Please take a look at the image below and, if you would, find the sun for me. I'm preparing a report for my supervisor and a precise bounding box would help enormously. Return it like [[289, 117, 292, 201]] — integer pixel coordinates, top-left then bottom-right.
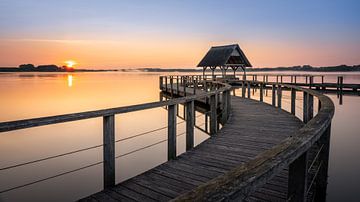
[[65, 60, 77, 68]]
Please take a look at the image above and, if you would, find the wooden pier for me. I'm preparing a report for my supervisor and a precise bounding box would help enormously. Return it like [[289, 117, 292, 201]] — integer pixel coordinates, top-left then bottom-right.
[[0, 74, 335, 201]]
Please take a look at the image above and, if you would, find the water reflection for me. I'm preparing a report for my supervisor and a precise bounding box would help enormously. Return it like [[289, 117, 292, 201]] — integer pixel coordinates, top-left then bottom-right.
[[67, 75, 73, 87]]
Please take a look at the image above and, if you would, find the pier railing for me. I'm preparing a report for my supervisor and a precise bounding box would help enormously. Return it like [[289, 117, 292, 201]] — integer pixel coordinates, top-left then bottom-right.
[[0, 78, 232, 194], [160, 75, 334, 201]]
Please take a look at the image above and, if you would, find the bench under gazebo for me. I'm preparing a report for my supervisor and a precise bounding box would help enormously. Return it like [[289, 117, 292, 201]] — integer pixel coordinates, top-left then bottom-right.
[[197, 44, 252, 80]]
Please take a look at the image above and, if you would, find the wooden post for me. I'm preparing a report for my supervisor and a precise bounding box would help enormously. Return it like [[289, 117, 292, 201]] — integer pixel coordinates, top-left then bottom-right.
[[315, 124, 331, 202], [165, 76, 168, 92], [306, 76, 308, 84], [280, 75, 283, 83], [242, 81, 246, 98], [247, 82, 251, 98], [222, 91, 229, 124], [277, 84, 282, 108], [321, 76, 324, 85], [287, 152, 309, 202], [295, 76, 297, 84], [186, 101, 194, 151], [210, 94, 217, 136], [170, 76, 174, 97], [303, 92, 308, 123], [193, 78, 197, 94], [103, 115, 115, 188], [339, 76, 343, 105], [291, 76, 293, 83], [291, 88, 296, 115], [260, 84, 264, 102], [272, 84, 276, 106], [276, 75, 279, 83], [183, 77, 187, 96], [176, 76, 179, 94], [168, 104, 177, 160], [159, 76, 163, 90], [308, 94, 313, 120]]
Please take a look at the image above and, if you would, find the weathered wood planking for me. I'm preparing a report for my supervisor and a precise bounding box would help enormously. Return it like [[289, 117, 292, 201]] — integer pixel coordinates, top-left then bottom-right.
[[79, 97, 303, 202]]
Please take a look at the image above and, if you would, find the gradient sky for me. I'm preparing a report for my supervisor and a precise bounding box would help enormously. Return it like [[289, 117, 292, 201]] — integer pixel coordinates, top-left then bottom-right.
[[0, 0, 359, 68]]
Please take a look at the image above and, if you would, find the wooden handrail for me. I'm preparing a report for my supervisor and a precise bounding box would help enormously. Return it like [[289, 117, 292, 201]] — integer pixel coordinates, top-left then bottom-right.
[[172, 81, 334, 201]]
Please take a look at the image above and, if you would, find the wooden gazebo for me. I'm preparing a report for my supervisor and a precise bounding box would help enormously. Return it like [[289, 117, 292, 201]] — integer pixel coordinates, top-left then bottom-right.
[[197, 44, 252, 79]]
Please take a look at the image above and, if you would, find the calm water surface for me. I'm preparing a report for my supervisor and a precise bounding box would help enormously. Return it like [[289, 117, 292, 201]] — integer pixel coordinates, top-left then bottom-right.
[[0, 72, 359, 202]]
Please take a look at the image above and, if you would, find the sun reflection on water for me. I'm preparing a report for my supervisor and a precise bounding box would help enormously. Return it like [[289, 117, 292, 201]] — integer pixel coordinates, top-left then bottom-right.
[[67, 75, 73, 87]]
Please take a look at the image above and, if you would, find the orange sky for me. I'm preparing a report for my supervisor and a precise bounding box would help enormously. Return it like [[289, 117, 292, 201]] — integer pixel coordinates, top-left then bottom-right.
[[1, 37, 359, 69]]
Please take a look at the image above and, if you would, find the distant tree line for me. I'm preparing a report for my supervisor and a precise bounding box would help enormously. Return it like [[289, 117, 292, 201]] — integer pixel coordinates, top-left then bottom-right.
[[18, 64, 70, 72]]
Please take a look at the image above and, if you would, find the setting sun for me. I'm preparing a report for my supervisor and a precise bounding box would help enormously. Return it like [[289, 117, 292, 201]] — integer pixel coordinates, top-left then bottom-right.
[[65, 60, 77, 68]]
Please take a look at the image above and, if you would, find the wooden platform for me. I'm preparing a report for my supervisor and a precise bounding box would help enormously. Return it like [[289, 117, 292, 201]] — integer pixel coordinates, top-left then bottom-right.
[[79, 96, 304, 202]]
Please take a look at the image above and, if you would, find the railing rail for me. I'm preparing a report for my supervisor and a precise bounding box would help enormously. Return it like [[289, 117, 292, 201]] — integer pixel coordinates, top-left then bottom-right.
[[170, 78, 334, 202], [0, 75, 232, 193]]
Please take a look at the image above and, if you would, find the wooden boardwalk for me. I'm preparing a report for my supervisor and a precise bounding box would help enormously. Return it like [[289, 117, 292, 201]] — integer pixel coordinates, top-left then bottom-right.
[[80, 97, 303, 202]]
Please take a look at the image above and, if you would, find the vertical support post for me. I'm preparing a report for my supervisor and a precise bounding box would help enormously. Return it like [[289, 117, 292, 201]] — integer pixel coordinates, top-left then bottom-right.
[[281, 75, 283, 83], [103, 115, 115, 188], [159, 76, 163, 90], [303, 92, 308, 123], [193, 78, 197, 94], [276, 75, 279, 83], [295, 76, 297, 84], [170, 76, 174, 97], [308, 94, 313, 120], [339, 76, 343, 105], [260, 84, 264, 102], [176, 76, 179, 94], [186, 101, 194, 151], [210, 94, 217, 136], [247, 82, 251, 98], [306, 76, 308, 84], [272, 84, 276, 106], [291, 88, 296, 115], [321, 76, 324, 85], [242, 81, 246, 98], [168, 104, 177, 160], [315, 124, 331, 202], [291, 76, 293, 83], [183, 77, 187, 96], [287, 152, 309, 202], [222, 91, 229, 124], [165, 76, 168, 92], [277, 84, 282, 108]]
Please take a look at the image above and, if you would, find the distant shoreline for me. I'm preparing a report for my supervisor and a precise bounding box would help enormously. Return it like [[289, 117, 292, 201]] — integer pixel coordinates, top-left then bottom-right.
[[1, 64, 359, 73]]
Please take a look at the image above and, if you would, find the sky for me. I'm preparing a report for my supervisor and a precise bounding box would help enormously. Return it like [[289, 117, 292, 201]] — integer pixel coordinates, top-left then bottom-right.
[[0, 0, 359, 69]]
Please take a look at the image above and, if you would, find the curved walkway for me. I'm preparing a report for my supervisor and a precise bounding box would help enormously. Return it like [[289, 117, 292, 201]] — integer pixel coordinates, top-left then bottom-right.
[[80, 97, 303, 202]]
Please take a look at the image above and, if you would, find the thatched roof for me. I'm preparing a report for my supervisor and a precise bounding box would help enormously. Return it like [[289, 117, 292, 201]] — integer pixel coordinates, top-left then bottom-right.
[[197, 44, 252, 67]]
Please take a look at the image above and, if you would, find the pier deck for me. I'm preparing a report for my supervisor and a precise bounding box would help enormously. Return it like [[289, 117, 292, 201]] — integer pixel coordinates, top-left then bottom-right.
[[80, 96, 303, 201]]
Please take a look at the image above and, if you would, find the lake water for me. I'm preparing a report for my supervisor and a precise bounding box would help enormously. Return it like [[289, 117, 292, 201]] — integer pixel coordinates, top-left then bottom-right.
[[0, 71, 359, 202]]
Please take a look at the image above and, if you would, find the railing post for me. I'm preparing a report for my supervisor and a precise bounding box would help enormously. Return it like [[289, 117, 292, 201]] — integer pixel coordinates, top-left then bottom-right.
[[168, 104, 177, 160], [222, 91, 229, 124], [272, 84, 276, 106], [291, 88, 296, 115], [193, 78, 197, 94], [159, 76, 163, 90], [103, 115, 115, 188], [315, 124, 331, 202], [247, 82, 251, 98], [183, 77, 187, 96], [165, 76, 168, 92], [288, 151, 309, 202], [242, 81, 246, 98], [210, 94, 217, 136], [176, 76, 179, 93], [308, 94, 313, 120], [303, 92, 308, 123], [277, 84, 282, 108], [260, 83, 264, 102], [170, 76, 174, 97], [186, 101, 194, 151]]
